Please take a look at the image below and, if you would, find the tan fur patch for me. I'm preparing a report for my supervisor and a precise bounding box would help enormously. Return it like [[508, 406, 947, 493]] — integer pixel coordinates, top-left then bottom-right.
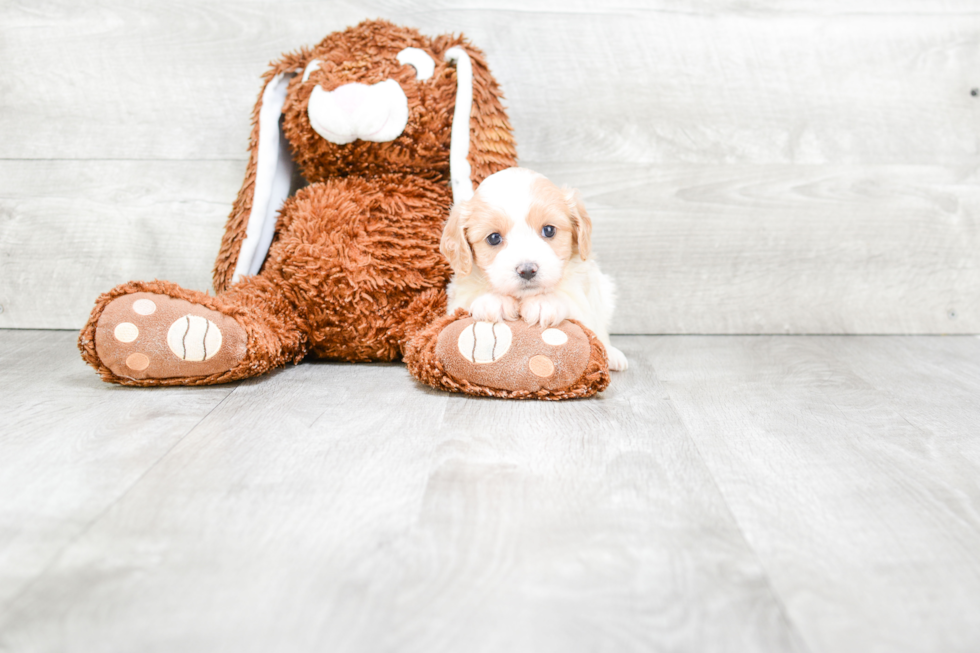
[[464, 195, 515, 270], [528, 176, 575, 263]]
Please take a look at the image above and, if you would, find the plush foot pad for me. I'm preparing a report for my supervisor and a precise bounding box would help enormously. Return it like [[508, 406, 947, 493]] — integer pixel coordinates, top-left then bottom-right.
[[93, 292, 247, 381], [405, 310, 610, 400]]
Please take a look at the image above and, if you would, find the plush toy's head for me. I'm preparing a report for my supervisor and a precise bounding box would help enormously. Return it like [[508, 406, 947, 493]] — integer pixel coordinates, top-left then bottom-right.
[[284, 24, 476, 182], [216, 19, 517, 290]]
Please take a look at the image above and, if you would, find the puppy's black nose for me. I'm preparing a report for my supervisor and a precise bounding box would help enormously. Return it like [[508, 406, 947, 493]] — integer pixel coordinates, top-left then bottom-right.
[[517, 262, 538, 280]]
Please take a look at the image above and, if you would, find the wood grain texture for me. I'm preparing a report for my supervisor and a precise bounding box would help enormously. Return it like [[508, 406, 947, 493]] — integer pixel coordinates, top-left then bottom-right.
[[536, 162, 980, 334], [0, 331, 805, 653], [820, 335, 980, 461], [4, 330, 980, 651], [1, 0, 978, 333], [1, 0, 977, 163], [2, 160, 976, 334], [0, 330, 235, 612], [0, 160, 239, 329], [649, 335, 980, 653]]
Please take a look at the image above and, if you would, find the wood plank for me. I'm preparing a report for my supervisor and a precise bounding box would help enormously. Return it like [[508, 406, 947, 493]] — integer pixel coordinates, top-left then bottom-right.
[[0, 160, 240, 329], [1, 1, 977, 164], [0, 339, 805, 653], [3, 160, 977, 334], [381, 0, 980, 11], [535, 162, 980, 334], [650, 335, 980, 653], [806, 335, 980, 462], [0, 330, 236, 611]]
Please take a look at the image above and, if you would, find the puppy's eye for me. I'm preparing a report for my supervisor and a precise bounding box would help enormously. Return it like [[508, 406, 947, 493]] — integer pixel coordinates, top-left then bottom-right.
[[486, 233, 502, 246], [541, 225, 557, 238]]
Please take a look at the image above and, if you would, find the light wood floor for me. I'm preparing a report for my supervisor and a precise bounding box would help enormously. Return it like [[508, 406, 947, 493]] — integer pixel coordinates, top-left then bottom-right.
[[1, 329, 979, 652]]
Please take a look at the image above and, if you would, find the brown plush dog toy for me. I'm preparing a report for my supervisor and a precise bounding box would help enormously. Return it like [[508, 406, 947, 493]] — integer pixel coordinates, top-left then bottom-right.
[[78, 20, 610, 399]]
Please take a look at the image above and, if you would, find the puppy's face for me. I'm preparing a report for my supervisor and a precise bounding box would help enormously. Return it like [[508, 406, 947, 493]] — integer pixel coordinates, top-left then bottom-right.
[[441, 168, 593, 296]]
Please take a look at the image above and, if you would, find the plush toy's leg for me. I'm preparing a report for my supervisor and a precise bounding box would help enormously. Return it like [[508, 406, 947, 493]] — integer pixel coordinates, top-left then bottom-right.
[[78, 278, 307, 386], [404, 309, 611, 400]]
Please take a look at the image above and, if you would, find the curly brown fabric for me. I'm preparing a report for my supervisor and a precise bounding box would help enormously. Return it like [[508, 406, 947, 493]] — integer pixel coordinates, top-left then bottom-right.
[[213, 21, 516, 293]]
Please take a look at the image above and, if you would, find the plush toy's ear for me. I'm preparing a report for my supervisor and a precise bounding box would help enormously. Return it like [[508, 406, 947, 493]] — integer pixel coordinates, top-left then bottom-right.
[[434, 37, 518, 192], [440, 201, 474, 276], [213, 50, 309, 293], [565, 188, 593, 261], [444, 47, 475, 205]]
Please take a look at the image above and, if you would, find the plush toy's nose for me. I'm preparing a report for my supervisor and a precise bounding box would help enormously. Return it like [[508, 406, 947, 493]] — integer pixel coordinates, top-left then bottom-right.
[[331, 83, 369, 115]]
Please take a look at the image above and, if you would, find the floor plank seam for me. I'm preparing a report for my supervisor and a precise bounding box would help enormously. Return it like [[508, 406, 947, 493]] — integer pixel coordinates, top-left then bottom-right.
[[656, 376, 817, 653], [0, 382, 242, 620]]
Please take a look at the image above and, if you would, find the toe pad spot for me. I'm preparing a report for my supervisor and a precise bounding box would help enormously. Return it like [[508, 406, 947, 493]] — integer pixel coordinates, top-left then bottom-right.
[[114, 322, 139, 343], [528, 355, 555, 378], [132, 299, 157, 315], [541, 328, 568, 346], [126, 353, 150, 371]]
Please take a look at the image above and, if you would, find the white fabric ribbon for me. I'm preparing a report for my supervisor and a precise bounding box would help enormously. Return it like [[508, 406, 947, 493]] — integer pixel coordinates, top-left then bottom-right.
[[445, 47, 474, 204]]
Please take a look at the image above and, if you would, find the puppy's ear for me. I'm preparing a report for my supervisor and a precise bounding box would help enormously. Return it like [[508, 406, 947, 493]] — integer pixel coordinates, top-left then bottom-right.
[[441, 201, 474, 275], [565, 188, 593, 260]]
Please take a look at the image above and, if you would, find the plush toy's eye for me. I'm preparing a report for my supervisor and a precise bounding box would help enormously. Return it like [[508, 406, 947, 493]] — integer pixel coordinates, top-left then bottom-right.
[[541, 225, 557, 238], [486, 233, 502, 246], [396, 47, 435, 81], [302, 59, 321, 83]]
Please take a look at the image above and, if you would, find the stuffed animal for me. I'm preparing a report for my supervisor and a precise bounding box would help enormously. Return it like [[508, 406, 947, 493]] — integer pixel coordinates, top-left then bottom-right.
[[77, 20, 611, 399]]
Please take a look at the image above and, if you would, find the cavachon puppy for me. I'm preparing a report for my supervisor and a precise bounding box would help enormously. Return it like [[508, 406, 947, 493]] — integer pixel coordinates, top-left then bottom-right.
[[441, 167, 628, 371]]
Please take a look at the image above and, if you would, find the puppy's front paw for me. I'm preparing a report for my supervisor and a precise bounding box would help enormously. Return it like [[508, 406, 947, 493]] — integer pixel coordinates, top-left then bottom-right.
[[606, 345, 629, 371], [469, 293, 519, 323], [520, 295, 569, 328]]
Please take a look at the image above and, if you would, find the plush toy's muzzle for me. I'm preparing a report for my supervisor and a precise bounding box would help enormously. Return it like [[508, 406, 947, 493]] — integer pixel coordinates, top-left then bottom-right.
[[308, 80, 410, 145]]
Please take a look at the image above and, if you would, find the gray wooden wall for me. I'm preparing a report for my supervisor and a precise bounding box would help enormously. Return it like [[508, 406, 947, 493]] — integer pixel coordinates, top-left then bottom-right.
[[1, 0, 978, 333]]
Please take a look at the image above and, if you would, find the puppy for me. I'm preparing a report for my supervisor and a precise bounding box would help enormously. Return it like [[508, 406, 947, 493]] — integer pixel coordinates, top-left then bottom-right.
[[441, 167, 628, 371]]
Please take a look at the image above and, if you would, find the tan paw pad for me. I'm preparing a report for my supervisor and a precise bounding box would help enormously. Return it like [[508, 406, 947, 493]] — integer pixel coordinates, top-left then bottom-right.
[[94, 292, 246, 381], [437, 318, 592, 393]]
